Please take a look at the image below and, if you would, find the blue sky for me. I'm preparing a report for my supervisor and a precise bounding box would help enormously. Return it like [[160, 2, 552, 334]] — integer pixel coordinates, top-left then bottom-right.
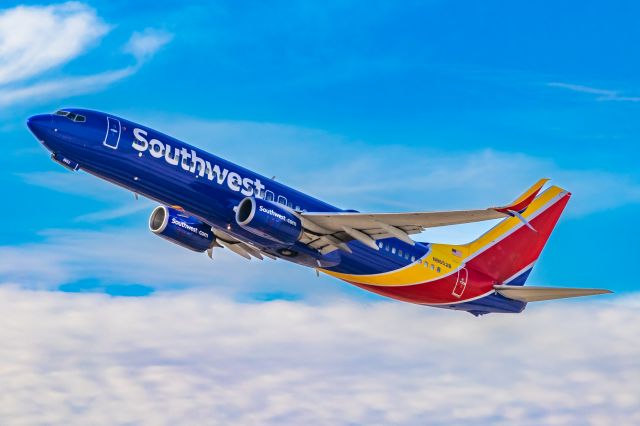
[[2, 0, 639, 295], [1, 1, 639, 424]]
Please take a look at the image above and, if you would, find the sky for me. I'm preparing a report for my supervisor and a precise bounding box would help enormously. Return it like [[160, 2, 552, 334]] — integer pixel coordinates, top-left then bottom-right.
[[1, 1, 639, 424]]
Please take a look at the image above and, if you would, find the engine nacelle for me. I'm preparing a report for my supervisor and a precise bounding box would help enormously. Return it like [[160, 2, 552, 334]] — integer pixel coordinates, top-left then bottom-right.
[[149, 206, 214, 252], [235, 197, 302, 245]]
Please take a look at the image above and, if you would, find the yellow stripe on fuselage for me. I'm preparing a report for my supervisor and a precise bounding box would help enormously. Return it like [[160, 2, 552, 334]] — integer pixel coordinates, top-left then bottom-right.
[[320, 186, 567, 287]]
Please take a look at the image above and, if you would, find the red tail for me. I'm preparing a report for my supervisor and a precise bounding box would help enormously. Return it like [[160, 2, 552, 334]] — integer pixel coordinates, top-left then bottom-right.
[[464, 185, 571, 284]]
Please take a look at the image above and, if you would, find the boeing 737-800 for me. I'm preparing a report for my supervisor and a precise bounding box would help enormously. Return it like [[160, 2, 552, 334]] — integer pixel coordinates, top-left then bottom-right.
[[26, 109, 611, 315]]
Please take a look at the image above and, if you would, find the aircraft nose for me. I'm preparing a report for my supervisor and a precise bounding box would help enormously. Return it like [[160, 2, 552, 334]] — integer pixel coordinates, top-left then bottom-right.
[[26, 114, 53, 141]]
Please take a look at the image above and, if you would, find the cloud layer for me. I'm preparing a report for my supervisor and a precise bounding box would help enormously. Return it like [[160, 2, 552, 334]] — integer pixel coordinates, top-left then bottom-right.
[[0, 287, 635, 425], [548, 82, 640, 102], [0, 67, 136, 108], [0, 2, 172, 110], [0, 2, 109, 86], [124, 28, 173, 62], [0, 225, 346, 300]]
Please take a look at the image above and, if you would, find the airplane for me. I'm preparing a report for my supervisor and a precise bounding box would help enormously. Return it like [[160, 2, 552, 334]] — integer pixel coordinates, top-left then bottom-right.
[[26, 108, 612, 316]]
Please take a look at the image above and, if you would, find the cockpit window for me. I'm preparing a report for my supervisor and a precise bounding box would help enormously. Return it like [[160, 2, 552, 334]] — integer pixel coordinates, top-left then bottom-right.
[[54, 110, 86, 123]]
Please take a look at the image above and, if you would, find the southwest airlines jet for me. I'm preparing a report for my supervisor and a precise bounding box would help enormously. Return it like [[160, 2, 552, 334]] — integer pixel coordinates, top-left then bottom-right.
[[27, 109, 611, 316]]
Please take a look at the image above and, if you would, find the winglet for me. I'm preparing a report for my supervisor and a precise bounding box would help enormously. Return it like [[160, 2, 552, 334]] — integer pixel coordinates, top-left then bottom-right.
[[492, 178, 550, 215]]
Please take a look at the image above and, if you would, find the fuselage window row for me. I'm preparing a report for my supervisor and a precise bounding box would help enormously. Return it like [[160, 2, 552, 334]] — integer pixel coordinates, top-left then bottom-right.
[[378, 241, 420, 264]]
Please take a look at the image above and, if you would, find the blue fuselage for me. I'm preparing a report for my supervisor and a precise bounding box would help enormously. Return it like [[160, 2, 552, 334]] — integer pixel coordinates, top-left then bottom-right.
[[27, 109, 427, 275]]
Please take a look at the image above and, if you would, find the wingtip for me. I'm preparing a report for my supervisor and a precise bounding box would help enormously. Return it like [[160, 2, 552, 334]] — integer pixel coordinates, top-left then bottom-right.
[[527, 178, 551, 192], [527, 178, 551, 196], [587, 288, 614, 295], [492, 178, 551, 215]]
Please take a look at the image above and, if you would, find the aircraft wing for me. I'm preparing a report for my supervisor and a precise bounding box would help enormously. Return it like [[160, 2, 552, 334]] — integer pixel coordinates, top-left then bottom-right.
[[298, 179, 549, 253]]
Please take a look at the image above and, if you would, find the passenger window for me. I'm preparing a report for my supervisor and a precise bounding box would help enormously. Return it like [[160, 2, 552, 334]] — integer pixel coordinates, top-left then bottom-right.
[[391, 247, 396, 254], [378, 241, 384, 248], [385, 244, 389, 251], [411, 256, 416, 262], [398, 250, 403, 257], [424, 262, 429, 268], [430, 264, 434, 270], [437, 267, 441, 273], [404, 253, 409, 260], [265, 191, 275, 201]]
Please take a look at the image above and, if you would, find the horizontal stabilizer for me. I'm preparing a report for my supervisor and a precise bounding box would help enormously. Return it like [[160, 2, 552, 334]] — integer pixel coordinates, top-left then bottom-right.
[[494, 285, 612, 302]]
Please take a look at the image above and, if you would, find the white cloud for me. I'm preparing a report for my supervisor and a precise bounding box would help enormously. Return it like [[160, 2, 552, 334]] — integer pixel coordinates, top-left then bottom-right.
[[0, 2, 109, 86], [20, 168, 137, 202], [0, 67, 136, 107], [124, 28, 173, 62], [0, 226, 342, 300], [74, 202, 152, 223], [548, 82, 640, 102], [0, 287, 634, 425], [0, 3, 173, 110]]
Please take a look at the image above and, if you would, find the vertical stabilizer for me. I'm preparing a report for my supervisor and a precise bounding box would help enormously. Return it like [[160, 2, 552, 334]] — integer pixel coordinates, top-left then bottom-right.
[[463, 185, 570, 285]]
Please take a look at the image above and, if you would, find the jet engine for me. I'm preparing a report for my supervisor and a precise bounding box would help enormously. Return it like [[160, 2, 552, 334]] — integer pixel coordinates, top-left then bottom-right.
[[235, 197, 302, 245], [149, 206, 215, 252]]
